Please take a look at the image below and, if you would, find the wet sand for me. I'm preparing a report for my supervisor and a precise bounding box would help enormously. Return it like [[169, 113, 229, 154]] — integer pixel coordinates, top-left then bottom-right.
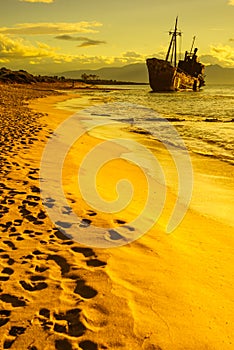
[[0, 84, 233, 350]]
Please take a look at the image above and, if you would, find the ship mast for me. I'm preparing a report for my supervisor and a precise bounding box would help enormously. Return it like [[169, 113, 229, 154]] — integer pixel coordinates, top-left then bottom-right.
[[165, 16, 181, 67], [189, 36, 196, 55]]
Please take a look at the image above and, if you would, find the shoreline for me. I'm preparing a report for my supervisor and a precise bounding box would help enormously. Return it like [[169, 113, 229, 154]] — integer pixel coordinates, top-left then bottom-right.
[[0, 84, 233, 349], [54, 92, 234, 229]]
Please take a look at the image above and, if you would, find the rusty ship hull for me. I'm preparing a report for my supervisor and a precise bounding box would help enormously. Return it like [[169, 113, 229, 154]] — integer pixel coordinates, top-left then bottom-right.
[[146, 58, 203, 92]]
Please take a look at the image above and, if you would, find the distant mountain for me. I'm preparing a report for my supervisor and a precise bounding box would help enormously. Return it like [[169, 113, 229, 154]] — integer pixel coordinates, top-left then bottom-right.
[[204, 65, 234, 84], [2, 63, 233, 85], [59, 63, 148, 83], [59, 63, 234, 85]]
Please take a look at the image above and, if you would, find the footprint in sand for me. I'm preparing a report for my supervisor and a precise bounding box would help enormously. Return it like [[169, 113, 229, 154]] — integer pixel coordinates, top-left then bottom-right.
[[0, 222, 12, 233], [43, 197, 55, 209], [46, 254, 70, 276], [37, 210, 46, 220], [61, 206, 72, 215], [22, 199, 38, 208], [35, 265, 48, 273], [20, 249, 45, 266], [3, 326, 26, 349], [26, 194, 40, 202], [79, 340, 99, 350], [86, 259, 107, 268], [2, 267, 14, 275], [73, 278, 98, 299], [0, 293, 27, 307], [0, 267, 14, 282], [71, 246, 96, 258], [71, 246, 106, 268], [3, 240, 17, 251], [46, 253, 98, 299], [0, 276, 9, 282], [55, 339, 72, 350], [19, 275, 48, 292], [70, 246, 105, 269], [28, 168, 39, 180], [30, 185, 40, 193], [114, 219, 126, 225], [51, 228, 74, 245], [9, 231, 23, 240], [0, 310, 11, 327], [13, 219, 23, 226], [53, 229, 71, 241], [38, 308, 86, 338], [0, 254, 15, 266], [3, 338, 15, 349], [9, 189, 27, 196], [114, 219, 135, 232], [87, 210, 97, 217], [106, 229, 125, 241], [55, 221, 72, 229], [0, 205, 9, 218], [19, 204, 44, 225], [79, 218, 92, 228], [54, 309, 86, 337], [23, 229, 34, 236], [106, 225, 136, 242]]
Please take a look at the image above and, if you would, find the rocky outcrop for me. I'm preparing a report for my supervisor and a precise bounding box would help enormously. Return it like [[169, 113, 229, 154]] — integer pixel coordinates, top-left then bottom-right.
[[0, 67, 65, 84], [0, 67, 38, 84]]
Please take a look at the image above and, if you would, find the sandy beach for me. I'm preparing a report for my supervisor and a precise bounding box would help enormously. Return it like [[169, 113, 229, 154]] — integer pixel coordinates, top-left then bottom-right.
[[0, 83, 233, 350]]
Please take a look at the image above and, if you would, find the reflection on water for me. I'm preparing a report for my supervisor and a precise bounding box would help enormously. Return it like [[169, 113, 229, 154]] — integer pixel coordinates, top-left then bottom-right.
[[57, 84, 234, 165]]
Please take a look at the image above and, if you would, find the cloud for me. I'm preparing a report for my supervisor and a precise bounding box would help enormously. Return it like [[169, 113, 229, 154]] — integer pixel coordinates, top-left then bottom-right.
[[100, 51, 146, 65], [199, 54, 223, 66], [55, 35, 106, 47], [122, 51, 143, 58], [0, 34, 146, 68], [227, 0, 234, 5], [71, 53, 145, 66], [0, 22, 102, 35], [55, 35, 83, 41], [20, 0, 54, 3], [78, 39, 106, 48], [200, 44, 234, 67], [0, 34, 72, 62]]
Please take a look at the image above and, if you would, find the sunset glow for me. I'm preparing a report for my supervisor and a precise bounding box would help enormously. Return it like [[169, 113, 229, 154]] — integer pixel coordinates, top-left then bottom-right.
[[1, 1, 233, 73]]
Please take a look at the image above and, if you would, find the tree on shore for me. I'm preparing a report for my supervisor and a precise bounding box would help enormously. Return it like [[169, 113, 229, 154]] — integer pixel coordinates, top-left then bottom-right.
[[81, 73, 99, 82]]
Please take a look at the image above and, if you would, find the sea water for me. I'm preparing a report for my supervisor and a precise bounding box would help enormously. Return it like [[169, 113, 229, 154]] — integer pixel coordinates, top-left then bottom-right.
[[57, 84, 234, 165]]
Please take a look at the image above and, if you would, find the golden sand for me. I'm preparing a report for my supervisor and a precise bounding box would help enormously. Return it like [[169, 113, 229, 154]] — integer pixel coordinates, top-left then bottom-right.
[[0, 84, 233, 349]]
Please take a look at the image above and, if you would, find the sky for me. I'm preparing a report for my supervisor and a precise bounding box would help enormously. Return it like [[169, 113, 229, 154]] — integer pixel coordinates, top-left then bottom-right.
[[0, 0, 233, 74]]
